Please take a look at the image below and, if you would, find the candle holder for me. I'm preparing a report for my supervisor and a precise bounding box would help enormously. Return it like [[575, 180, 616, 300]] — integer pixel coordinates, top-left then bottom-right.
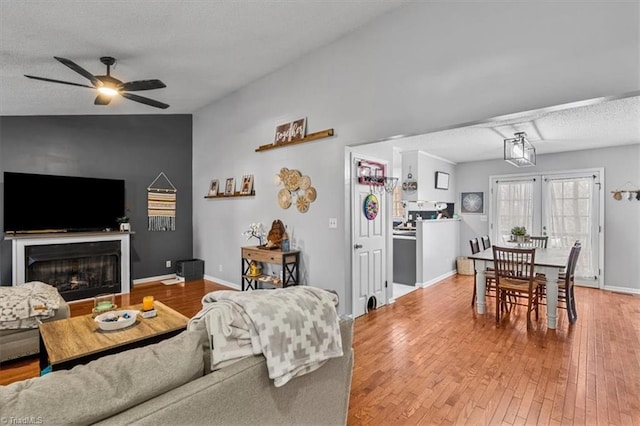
[[92, 293, 117, 318], [142, 296, 155, 311], [141, 296, 157, 318]]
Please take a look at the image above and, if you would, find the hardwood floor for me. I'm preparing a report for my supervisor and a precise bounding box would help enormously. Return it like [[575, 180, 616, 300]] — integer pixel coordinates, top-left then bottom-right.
[[1, 275, 639, 425]]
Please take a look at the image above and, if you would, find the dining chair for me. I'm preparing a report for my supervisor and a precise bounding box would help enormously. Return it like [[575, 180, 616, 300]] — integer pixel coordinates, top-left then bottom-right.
[[538, 241, 582, 324], [481, 235, 491, 251], [492, 246, 542, 330], [469, 237, 481, 255], [527, 236, 548, 248], [469, 238, 496, 307]]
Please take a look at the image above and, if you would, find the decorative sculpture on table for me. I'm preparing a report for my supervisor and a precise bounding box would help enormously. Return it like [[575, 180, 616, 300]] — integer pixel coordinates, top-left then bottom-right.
[[264, 219, 287, 249]]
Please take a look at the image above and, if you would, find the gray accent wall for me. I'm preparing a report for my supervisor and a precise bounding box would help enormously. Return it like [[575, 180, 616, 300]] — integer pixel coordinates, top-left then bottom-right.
[[191, 2, 639, 314], [0, 114, 193, 285]]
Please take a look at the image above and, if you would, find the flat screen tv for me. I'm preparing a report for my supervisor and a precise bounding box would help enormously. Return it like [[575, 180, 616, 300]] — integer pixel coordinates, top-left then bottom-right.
[[3, 172, 125, 233]]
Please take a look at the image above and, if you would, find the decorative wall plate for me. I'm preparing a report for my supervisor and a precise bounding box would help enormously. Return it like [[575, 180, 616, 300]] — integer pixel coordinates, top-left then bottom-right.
[[284, 169, 301, 191], [278, 188, 292, 209], [296, 195, 310, 213], [305, 187, 317, 202], [275, 167, 317, 213], [299, 175, 311, 190]]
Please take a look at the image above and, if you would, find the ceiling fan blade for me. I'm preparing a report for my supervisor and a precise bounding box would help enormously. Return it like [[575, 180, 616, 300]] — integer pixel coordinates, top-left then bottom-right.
[[121, 92, 169, 109], [54, 56, 102, 87], [119, 79, 166, 92], [24, 75, 95, 89], [94, 94, 112, 105]]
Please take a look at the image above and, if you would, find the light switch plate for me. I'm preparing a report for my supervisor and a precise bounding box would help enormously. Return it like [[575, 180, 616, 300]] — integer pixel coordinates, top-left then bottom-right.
[[329, 218, 338, 229]]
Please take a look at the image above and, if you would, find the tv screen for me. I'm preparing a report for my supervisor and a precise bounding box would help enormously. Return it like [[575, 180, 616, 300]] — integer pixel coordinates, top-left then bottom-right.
[[3, 172, 125, 233]]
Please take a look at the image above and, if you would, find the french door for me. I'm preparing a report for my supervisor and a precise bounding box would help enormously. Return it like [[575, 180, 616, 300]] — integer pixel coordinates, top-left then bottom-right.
[[490, 169, 603, 287]]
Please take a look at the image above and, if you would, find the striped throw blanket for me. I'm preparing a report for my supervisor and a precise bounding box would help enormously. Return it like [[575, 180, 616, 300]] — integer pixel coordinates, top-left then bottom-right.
[[188, 286, 343, 387]]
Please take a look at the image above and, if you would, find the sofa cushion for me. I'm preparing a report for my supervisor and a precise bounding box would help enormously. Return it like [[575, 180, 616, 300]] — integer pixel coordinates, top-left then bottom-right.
[[0, 329, 204, 425]]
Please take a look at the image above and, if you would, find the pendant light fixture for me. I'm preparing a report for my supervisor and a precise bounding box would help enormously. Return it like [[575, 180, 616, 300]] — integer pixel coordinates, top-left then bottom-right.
[[504, 131, 536, 167]]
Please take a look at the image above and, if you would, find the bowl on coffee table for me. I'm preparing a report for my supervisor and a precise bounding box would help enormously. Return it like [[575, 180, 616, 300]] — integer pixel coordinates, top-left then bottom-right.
[[94, 309, 139, 331]]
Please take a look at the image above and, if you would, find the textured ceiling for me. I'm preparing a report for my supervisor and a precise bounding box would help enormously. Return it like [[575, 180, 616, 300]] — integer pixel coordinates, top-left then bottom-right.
[[0, 1, 407, 115], [2, 2, 637, 163], [357, 94, 640, 163]]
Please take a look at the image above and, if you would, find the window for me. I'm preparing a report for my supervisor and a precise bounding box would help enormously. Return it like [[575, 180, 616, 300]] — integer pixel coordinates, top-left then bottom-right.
[[490, 170, 602, 285], [392, 185, 404, 219]]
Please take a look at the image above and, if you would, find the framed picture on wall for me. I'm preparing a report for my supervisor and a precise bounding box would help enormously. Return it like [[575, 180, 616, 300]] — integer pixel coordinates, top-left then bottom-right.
[[208, 179, 219, 196], [224, 178, 235, 195], [240, 174, 254, 195], [435, 171, 449, 190], [461, 192, 484, 214]]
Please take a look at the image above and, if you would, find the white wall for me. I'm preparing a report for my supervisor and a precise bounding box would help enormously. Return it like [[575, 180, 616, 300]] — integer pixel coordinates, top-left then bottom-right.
[[192, 2, 640, 314], [457, 144, 640, 293]]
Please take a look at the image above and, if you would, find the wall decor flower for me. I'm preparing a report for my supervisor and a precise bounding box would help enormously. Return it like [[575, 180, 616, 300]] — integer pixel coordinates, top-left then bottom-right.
[[242, 222, 266, 245]]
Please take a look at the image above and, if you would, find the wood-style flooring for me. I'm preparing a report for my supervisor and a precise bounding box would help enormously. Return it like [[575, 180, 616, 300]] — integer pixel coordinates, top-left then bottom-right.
[[1, 275, 638, 425]]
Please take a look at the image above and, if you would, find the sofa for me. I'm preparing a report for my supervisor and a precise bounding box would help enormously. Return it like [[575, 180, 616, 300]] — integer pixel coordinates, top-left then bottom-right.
[[0, 317, 354, 425], [0, 288, 70, 363]]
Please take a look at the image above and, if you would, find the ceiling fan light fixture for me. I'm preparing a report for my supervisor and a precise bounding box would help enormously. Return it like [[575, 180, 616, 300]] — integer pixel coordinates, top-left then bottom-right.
[[504, 131, 536, 167], [25, 56, 169, 109], [97, 86, 119, 97]]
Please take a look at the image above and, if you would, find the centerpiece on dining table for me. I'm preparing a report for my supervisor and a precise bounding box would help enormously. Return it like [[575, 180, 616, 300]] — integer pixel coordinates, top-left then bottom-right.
[[510, 226, 527, 244]]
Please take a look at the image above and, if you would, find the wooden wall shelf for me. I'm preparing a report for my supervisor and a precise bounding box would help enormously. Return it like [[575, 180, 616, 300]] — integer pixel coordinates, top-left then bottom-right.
[[255, 128, 334, 152], [204, 191, 255, 199]]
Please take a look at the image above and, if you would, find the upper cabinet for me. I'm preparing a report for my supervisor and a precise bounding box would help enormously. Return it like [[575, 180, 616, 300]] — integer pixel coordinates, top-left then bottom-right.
[[401, 150, 455, 203]]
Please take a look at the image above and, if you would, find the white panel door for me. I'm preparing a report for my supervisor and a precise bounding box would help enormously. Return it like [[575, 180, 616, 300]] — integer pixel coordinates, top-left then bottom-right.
[[351, 154, 386, 317]]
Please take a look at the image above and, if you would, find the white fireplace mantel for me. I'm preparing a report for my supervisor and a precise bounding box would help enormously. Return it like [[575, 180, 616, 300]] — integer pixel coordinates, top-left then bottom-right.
[[6, 231, 130, 295]]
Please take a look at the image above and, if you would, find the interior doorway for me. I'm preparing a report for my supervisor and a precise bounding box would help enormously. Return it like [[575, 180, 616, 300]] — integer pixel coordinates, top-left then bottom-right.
[[349, 151, 390, 317]]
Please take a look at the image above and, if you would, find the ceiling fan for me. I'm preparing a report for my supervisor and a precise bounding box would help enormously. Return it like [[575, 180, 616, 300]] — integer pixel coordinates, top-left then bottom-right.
[[24, 56, 169, 109]]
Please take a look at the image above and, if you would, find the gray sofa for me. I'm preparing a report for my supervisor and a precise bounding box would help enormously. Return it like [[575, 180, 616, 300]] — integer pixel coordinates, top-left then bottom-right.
[[0, 291, 70, 363], [0, 317, 354, 425]]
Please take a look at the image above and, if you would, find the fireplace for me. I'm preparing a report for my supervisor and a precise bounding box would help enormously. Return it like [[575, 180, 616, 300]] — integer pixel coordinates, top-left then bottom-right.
[[9, 232, 130, 302], [26, 241, 121, 301]]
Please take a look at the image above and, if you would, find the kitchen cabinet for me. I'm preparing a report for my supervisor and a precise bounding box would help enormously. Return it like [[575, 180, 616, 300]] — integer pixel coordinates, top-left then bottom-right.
[[393, 235, 416, 285]]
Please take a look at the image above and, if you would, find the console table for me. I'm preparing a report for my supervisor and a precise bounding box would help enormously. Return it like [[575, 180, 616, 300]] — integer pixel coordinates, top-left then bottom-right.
[[241, 246, 300, 291]]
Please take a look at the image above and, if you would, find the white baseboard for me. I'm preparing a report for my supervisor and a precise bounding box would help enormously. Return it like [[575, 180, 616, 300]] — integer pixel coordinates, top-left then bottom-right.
[[133, 274, 177, 285], [418, 270, 457, 288], [203, 274, 240, 290], [603, 285, 640, 295], [132, 273, 240, 290]]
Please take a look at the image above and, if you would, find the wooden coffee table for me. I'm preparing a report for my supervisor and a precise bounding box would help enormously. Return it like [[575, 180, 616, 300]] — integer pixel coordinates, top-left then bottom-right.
[[39, 301, 189, 372]]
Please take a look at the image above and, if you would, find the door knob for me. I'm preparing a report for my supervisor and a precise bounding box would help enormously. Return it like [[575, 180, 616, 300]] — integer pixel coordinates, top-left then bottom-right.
[[354, 244, 363, 249]]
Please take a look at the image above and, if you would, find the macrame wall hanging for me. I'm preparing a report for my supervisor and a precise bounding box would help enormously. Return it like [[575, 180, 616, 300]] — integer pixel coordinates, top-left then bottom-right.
[[147, 172, 177, 231]]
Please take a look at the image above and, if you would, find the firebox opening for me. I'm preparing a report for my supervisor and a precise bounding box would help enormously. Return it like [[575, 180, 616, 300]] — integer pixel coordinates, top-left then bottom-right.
[[25, 241, 121, 302]]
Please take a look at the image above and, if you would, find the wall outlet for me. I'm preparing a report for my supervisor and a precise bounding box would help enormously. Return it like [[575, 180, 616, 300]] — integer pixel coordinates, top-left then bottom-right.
[[329, 218, 338, 229], [218, 264, 223, 272], [165, 260, 171, 268]]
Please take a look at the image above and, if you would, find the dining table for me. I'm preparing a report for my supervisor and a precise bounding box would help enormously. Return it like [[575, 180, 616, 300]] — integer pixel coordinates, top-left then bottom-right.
[[467, 246, 571, 329]]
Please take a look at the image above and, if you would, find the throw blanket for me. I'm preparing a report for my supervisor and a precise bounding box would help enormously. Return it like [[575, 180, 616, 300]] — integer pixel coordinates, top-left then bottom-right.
[[188, 286, 343, 387], [0, 281, 61, 330]]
